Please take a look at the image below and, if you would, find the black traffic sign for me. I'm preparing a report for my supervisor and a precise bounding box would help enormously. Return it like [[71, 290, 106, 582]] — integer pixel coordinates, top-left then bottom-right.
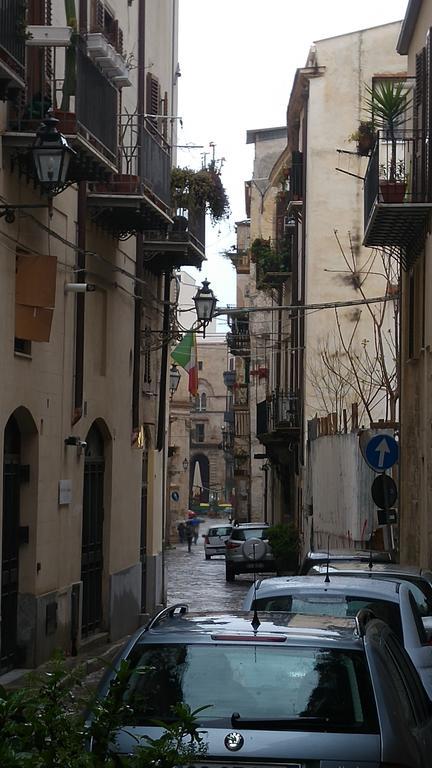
[[371, 474, 397, 509], [377, 508, 397, 525]]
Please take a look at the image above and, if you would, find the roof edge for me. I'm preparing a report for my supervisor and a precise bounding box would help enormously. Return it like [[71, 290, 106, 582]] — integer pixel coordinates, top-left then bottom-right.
[[397, 0, 422, 54]]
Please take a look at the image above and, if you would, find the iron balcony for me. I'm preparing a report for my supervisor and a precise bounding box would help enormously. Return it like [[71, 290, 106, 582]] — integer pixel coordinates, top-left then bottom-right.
[[256, 390, 300, 447], [363, 130, 432, 269]]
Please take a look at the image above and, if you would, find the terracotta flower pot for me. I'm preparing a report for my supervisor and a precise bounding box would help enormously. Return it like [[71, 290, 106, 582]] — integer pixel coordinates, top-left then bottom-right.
[[379, 181, 406, 203], [52, 109, 76, 134]]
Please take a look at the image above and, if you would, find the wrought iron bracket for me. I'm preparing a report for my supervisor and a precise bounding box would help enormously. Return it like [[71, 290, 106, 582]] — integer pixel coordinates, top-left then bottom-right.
[[0, 203, 49, 224]]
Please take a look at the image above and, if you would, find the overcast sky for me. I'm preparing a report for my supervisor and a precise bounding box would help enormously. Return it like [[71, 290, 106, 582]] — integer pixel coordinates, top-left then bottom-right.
[[176, 0, 409, 323]]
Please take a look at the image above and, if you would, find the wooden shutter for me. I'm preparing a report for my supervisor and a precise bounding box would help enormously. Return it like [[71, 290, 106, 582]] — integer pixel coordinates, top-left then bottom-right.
[[426, 30, 432, 201], [91, 0, 104, 32], [146, 73, 160, 132], [117, 26, 124, 55], [414, 48, 426, 200]]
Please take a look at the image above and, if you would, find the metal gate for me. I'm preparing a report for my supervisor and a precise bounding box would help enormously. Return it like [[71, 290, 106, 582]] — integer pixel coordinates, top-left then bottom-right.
[[81, 424, 104, 637], [1, 417, 21, 670]]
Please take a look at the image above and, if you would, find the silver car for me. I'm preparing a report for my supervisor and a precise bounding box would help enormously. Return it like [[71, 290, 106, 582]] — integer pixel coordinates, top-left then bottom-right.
[[242, 574, 432, 698], [224, 521, 275, 581], [203, 525, 232, 559], [306, 561, 432, 615], [91, 604, 432, 766]]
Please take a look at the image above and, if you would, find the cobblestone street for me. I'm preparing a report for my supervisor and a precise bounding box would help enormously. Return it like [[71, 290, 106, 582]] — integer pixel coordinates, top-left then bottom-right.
[[165, 517, 255, 611]]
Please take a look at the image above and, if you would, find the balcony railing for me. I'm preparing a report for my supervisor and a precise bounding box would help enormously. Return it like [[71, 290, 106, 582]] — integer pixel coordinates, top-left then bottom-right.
[[364, 130, 432, 267], [0, 0, 26, 84], [6, 42, 118, 173], [226, 313, 250, 357], [256, 391, 300, 438], [226, 332, 250, 356], [223, 370, 236, 388], [255, 234, 293, 287]]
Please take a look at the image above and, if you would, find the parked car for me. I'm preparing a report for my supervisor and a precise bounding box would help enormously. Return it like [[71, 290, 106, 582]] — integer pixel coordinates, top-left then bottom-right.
[[90, 604, 432, 766], [224, 521, 275, 581], [202, 524, 232, 559], [306, 561, 432, 618], [298, 547, 394, 575], [242, 574, 432, 698]]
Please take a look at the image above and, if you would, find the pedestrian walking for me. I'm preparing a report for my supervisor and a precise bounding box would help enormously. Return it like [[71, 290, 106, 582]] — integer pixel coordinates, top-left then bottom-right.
[[177, 521, 186, 544], [185, 519, 194, 552]]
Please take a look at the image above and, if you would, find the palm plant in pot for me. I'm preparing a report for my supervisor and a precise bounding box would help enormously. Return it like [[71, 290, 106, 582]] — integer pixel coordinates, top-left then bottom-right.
[[363, 80, 412, 202]]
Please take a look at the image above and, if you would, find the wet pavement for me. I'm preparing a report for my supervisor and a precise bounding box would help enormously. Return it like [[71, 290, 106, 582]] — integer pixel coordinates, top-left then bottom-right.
[[166, 516, 256, 611]]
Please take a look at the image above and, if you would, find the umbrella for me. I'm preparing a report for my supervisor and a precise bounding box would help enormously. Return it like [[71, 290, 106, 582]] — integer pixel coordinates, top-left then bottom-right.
[[192, 460, 203, 498]]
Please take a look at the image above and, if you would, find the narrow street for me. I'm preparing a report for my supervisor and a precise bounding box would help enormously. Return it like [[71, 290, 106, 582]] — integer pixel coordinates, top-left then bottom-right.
[[165, 517, 254, 611]]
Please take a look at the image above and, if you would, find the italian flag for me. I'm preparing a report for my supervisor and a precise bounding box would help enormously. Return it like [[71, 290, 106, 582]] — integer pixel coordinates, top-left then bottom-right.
[[171, 331, 198, 395]]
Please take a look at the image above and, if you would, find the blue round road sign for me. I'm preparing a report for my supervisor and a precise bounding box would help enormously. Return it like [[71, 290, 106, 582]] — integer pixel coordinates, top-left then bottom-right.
[[365, 434, 398, 471], [171, 490, 180, 502]]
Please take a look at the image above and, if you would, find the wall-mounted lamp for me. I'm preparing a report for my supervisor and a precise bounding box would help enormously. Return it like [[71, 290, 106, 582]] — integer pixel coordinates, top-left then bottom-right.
[[169, 363, 181, 397], [182, 458, 189, 471], [193, 279, 217, 337], [64, 436, 87, 455], [64, 283, 96, 293], [32, 110, 76, 194]]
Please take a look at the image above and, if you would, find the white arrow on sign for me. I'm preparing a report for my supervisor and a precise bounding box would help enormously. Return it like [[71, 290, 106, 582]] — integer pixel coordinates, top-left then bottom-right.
[[375, 438, 390, 468]]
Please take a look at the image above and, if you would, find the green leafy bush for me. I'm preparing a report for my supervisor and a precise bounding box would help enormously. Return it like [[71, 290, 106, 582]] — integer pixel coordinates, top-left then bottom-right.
[[171, 165, 230, 224], [0, 652, 208, 767], [267, 523, 300, 574]]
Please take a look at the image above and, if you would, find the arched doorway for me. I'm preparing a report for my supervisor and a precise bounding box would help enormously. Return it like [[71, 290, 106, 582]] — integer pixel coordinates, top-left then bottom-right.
[[81, 423, 105, 637], [1, 416, 21, 669]]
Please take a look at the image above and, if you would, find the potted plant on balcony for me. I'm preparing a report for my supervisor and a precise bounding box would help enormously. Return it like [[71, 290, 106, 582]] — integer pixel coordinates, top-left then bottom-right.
[[348, 121, 376, 156], [363, 80, 411, 199], [171, 164, 230, 224], [379, 158, 407, 203]]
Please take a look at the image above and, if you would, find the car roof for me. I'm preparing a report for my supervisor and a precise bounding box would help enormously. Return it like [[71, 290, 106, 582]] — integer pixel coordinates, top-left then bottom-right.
[[232, 521, 269, 528], [310, 562, 432, 579], [136, 609, 362, 649], [253, 575, 402, 600], [304, 549, 392, 560]]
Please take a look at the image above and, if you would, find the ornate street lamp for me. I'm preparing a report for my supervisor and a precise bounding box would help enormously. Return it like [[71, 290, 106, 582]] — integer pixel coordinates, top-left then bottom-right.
[[32, 110, 76, 193], [182, 458, 189, 471], [193, 278, 217, 336], [169, 363, 181, 397]]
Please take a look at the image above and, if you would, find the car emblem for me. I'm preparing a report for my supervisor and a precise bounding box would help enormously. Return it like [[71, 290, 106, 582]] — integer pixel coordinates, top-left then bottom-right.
[[224, 731, 244, 751]]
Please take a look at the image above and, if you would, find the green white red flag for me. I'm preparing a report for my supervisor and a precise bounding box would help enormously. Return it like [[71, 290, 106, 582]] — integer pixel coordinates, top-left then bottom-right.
[[171, 331, 198, 395]]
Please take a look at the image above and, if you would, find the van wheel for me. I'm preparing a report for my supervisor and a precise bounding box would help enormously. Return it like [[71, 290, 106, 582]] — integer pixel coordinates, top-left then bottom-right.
[[225, 565, 235, 582]]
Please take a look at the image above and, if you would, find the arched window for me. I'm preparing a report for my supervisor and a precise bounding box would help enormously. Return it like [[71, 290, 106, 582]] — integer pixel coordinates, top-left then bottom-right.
[[200, 392, 207, 411]]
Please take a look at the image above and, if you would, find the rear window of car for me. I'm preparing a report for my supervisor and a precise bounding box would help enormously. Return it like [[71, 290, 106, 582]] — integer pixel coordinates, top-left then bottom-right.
[[210, 526, 231, 536], [121, 643, 379, 733], [231, 527, 268, 542], [252, 595, 403, 640]]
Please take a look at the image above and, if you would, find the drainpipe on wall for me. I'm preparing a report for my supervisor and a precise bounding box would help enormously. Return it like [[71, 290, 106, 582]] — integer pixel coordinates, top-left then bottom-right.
[[73, 181, 86, 424], [132, 0, 146, 432]]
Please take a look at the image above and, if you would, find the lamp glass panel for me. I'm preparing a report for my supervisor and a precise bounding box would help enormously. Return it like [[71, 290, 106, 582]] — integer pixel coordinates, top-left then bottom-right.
[[34, 147, 63, 184]]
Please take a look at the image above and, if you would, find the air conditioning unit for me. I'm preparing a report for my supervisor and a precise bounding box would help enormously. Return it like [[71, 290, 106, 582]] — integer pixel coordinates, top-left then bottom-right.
[[26, 26, 72, 46]]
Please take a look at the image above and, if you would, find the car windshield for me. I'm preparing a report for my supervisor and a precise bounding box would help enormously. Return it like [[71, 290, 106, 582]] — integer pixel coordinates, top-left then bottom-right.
[[121, 643, 378, 733], [231, 528, 268, 541], [252, 595, 403, 639]]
